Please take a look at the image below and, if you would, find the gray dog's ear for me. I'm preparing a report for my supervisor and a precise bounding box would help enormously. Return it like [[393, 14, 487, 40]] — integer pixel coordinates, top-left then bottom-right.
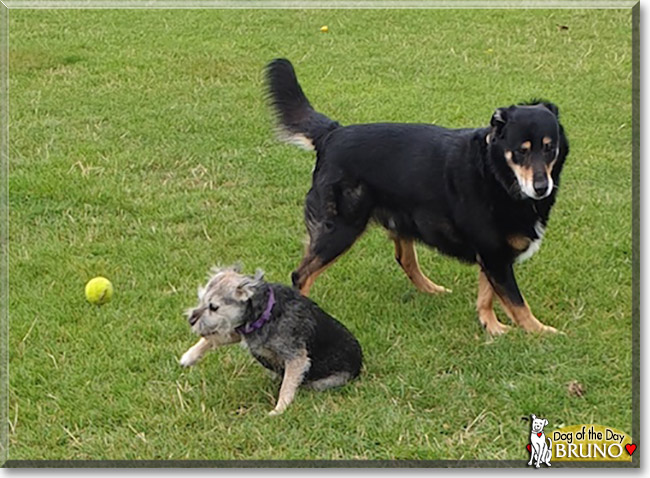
[[254, 268, 265, 281], [231, 262, 244, 273], [234, 275, 259, 301]]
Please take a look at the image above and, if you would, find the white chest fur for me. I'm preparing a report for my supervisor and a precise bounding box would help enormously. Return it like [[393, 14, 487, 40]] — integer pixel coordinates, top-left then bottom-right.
[[516, 221, 545, 263]]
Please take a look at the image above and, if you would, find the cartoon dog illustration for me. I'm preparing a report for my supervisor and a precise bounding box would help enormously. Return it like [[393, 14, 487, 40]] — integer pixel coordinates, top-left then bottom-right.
[[528, 414, 552, 467]]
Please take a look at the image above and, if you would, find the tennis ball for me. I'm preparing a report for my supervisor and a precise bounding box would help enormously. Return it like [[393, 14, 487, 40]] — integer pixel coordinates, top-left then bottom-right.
[[85, 277, 113, 306], [320, 25, 329, 33]]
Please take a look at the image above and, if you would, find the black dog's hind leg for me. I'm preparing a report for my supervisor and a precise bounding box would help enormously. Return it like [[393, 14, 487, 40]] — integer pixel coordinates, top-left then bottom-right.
[[479, 256, 556, 333], [293, 216, 368, 296], [292, 184, 371, 296], [393, 237, 451, 294], [292, 253, 331, 297]]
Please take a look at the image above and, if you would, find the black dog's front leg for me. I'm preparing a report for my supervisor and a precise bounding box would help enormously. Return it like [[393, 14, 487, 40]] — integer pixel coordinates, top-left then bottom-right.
[[478, 254, 556, 333]]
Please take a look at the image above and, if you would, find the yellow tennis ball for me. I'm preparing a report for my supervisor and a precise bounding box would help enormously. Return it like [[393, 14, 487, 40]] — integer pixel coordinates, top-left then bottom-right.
[[320, 25, 329, 33], [85, 277, 113, 306]]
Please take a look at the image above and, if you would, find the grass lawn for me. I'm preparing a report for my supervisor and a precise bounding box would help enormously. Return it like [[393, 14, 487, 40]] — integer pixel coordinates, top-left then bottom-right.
[[7, 8, 633, 461]]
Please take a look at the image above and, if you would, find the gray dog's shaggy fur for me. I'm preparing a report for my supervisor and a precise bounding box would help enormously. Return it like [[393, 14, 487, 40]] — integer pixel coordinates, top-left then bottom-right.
[[180, 265, 362, 415]]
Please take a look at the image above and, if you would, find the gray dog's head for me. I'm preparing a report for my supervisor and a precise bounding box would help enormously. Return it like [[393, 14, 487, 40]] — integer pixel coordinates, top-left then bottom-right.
[[187, 265, 265, 337]]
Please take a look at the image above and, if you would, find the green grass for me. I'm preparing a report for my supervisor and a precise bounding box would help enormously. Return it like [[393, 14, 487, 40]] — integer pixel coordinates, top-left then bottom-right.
[[7, 9, 633, 461]]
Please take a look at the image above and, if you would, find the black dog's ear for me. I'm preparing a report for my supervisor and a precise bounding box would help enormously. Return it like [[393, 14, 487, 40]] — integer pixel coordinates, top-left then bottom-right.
[[541, 102, 560, 118], [490, 108, 508, 136]]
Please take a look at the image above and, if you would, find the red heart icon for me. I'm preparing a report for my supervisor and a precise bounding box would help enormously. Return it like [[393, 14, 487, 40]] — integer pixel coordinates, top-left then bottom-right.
[[537, 432, 542, 437], [526, 444, 531, 453], [625, 444, 637, 456]]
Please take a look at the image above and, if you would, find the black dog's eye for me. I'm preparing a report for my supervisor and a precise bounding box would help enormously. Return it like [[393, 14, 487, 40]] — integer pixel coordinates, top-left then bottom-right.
[[518, 147, 529, 155], [543, 142, 553, 152], [208, 303, 219, 312], [510, 150, 524, 164]]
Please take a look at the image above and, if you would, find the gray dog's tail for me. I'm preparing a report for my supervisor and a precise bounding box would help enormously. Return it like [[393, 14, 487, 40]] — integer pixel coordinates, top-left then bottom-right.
[[265, 58, 340, 152]]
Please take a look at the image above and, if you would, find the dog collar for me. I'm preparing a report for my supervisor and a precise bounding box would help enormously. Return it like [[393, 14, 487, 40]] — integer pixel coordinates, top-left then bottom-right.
[[236, 287, 275, 335]]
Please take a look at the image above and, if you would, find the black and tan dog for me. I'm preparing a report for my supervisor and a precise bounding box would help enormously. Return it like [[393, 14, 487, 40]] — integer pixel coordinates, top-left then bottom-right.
[[265, 59, 569, 335], [180, 265, 362, 415]]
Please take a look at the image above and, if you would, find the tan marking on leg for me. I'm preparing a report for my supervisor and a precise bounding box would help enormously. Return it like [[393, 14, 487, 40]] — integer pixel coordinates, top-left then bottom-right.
[[477, 270, 509, 335], [297, 254, 345, 297], [269, 350, 310, 416], [179, 333, 241, 367], [507, 235, 531, 252], [495, 295, 557, 333], [300, 261, 332, 296], [295, 234, 338, 296], [295, 235, 317, 294], [394, 238, 451, 294], [296, 241, 346, 296], [293, 253, 322, 296]]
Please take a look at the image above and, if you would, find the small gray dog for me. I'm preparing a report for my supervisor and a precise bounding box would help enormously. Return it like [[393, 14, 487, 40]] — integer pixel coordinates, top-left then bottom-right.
[[180, 265, 363, 415]]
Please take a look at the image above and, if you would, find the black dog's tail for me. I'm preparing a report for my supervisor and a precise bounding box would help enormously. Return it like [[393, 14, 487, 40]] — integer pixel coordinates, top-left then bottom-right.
[[265, 58, 340, 151]]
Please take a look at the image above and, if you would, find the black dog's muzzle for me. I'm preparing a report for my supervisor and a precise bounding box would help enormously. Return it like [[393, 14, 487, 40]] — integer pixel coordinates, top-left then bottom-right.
[[533, 176, 549, 197]]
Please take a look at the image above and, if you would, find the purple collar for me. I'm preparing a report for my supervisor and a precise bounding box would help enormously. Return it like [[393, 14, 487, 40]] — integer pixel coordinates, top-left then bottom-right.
[[236, 287, 275, 335]]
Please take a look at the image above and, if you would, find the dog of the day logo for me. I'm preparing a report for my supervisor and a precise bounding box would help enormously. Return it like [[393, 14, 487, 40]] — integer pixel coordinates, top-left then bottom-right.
[[526, 417, 636, 464], [527, 414, 552, 468]]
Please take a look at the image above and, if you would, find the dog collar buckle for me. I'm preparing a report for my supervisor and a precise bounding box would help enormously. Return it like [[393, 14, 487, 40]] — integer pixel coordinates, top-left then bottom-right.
[[236, 287, 275, 335]]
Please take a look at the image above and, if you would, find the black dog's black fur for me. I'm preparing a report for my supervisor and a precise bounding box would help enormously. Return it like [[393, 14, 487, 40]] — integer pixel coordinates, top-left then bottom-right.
[[266, 59, 569, 332]]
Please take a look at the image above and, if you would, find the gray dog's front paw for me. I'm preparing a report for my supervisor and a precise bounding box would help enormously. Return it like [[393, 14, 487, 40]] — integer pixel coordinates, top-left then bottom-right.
[[179, 350, 198, 367]]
